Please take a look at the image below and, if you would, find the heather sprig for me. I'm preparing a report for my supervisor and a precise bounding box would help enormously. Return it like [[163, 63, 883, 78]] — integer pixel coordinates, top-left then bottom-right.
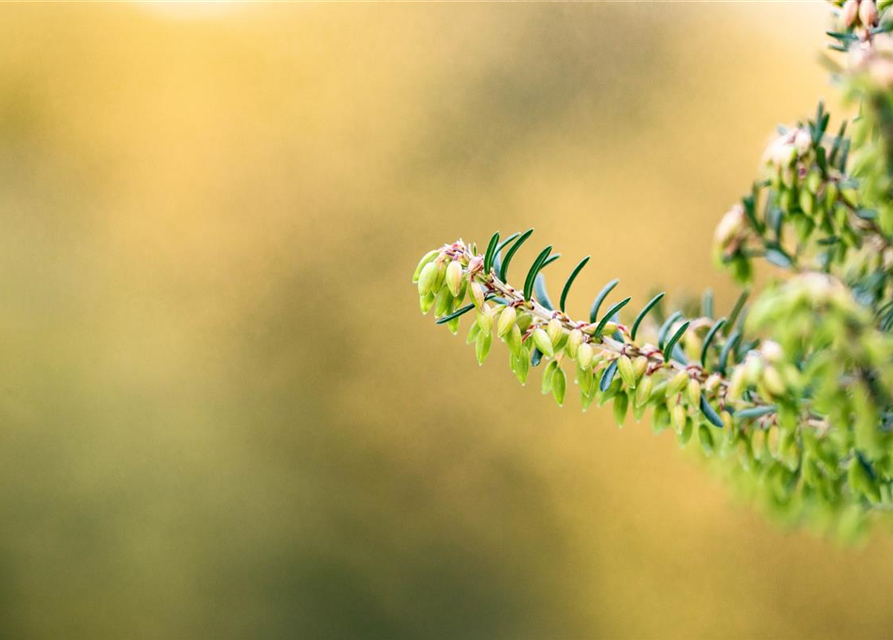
[[411, 0, 893, 538]]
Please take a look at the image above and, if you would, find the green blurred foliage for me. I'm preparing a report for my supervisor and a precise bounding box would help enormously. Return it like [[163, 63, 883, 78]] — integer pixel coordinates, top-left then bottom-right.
[[0, 3, 892, 639]]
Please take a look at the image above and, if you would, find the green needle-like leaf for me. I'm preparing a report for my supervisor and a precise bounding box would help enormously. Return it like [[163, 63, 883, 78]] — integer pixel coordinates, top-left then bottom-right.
[[736, 405, 777, 419], [594, 297, 631, 337], [662, 320, 690, 363], [534, 274, 554, 310], [524, 245, 552, 301], [560, 256, 590, 313], [718, 330, 741, 376], [499, 229, 534, 282], [700, 396, 724, 428], [540, 254, 561, 270], [700, 318, 727, 366], [589, 278, 619, 323], [726, 289, 749, 334], [702, 289, 714, 319], [630, 292, 665, 341], [483, 231, 500, 273], [435, 303, 475, 325], [657, 311, 682, 350]]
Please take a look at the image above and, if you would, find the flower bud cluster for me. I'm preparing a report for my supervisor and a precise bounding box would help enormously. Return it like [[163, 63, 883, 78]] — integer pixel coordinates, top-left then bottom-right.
[[713, 116, 873, 285], [414, 242, 739, 435]]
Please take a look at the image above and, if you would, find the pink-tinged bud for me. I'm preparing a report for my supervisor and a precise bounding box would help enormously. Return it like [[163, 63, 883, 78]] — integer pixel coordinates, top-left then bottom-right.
[[843, 0, 859, 27], [714, 204, 746, 247], [860, 0, 878, 27], [870, 57, 893, 89], [445, 260, 463, 297], [466, 255, 484, 276]]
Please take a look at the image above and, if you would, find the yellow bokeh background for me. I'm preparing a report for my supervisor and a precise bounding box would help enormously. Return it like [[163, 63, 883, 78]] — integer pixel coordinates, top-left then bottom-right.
[[0, 3, 891, 638]]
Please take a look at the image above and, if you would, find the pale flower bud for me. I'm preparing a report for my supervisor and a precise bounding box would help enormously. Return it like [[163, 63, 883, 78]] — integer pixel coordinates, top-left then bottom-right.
[[578, 342, 594, 369], [633, 356, 648, 380], [686, 378, 701, 407], [445, 260, 463, 297], [760, 340, 783, 363], [762, 366, 787, 396], [673, 404, 687, 431], [417, 261, 438, 297], [547, 318, 563, 345], [533, 328, 554, 357], [412, 249, 440, 283], [567, 329, 583, 359], [470, 281, 485, 309], [601, 322, 618, 336], [497, 306, 517, 338], [635, 375, 654, 408], [715, 204, 746, 247], [618, 355, 637, 389], [668, 370, 689, 397], [727, 366, 746, 401], [476, 305, 494, 333], [744, 353, 763, 385]]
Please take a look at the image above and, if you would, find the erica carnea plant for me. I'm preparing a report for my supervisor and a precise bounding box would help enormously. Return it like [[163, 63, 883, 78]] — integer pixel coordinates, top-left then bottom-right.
[[412, 0, 893, 539]]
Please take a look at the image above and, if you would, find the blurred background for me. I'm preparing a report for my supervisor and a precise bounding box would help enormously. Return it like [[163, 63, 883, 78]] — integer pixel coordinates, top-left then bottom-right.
[[0, 2, 890, 639]]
